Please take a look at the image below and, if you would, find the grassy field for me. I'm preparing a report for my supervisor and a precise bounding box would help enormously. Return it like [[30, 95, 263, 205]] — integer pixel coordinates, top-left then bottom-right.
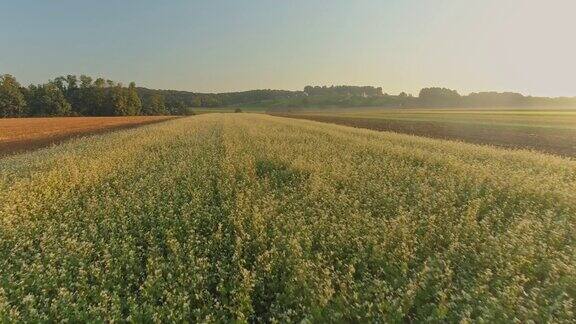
[[0, 116, 175, 156], [1, 114, 575, 322], [275, 108, 576, 157]]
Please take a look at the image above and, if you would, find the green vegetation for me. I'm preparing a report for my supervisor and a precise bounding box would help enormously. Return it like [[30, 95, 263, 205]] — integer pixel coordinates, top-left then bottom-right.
[[3, 74, 576, 118], [136, 88, 303, 109], [0, 74, 175, 117], [0, 75, 27, 117], [261, 86, 576, 110], [141, 93, 167, 116], [1, 114, 574, 322], [26, 83, 72, 116]]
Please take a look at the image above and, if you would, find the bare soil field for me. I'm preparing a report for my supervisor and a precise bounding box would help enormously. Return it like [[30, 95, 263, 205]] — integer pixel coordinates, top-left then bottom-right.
[[0, 116, 176, 156], [275, 112, 576, 157]]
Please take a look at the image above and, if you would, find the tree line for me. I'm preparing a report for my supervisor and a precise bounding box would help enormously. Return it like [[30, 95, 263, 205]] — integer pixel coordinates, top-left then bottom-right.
[[266, 86, 576, 110], [0, 73, 305, 117], [304, 85, 384, 97], [0, 74, 171, 118], [415, 87, 576, 108], [2, 74, 576, 118], [136, 88, 303, 109]]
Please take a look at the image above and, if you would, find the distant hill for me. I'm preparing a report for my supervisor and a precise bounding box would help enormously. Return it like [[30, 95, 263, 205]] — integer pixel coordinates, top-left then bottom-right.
[[137, 85, 576, 111], [136, 87, 305, 108]]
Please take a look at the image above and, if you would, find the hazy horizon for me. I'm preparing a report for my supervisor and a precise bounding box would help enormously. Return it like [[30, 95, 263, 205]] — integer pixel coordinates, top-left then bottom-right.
[[2, 0, 575, 97]]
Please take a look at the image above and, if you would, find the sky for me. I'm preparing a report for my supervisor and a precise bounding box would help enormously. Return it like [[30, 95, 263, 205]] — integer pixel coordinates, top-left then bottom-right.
[[1, 0, 575, 97]]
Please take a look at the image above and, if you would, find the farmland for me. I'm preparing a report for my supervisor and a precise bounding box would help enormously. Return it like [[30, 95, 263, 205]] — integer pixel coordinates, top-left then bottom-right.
[[191, 107, 266, 114], [0, 113, 574, 322], [0, 116, 175, 156], [275, 108, 576, 157]]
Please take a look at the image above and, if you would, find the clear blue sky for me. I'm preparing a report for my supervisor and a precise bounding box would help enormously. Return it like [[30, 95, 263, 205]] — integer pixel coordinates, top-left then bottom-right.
[[1, 0, 575, 96]]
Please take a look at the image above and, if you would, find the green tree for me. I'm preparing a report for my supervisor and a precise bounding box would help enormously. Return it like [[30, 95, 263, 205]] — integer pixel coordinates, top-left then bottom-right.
[[79, 75, 93, 89], [418, 87, 461, 107], [109, 84, 130, 116], [143, 93, 167, 115], [92, 78, 109, 115], [53, 76, 68, 94], [107, 82, 142, 116], [75, 75, 96, 115], [65, 75, 78, 91], [191, 96, 202, 107], [168, 101, 187, 115], [60, 75, 81, 112], [28, 82, 72, 116], [126, 82, 142, 115], [0, 74, 27, 117]]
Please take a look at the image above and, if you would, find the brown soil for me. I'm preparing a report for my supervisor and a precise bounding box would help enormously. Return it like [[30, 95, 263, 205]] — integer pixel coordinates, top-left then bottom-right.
[[0, 116, 177, 157], [274, 114, 576, 158]]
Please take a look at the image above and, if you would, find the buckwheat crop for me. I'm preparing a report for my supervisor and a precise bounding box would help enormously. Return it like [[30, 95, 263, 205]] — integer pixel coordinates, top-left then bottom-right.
[[1, 114, 574, 322]]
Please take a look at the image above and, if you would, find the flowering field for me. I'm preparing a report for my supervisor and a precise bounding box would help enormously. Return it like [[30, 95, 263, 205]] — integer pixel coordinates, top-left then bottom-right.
[[1, 114, 574, 322]]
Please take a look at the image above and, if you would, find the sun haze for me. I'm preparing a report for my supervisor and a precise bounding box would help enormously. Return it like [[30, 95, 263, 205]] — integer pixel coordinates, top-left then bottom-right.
[[1, 0, 574, 96]]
